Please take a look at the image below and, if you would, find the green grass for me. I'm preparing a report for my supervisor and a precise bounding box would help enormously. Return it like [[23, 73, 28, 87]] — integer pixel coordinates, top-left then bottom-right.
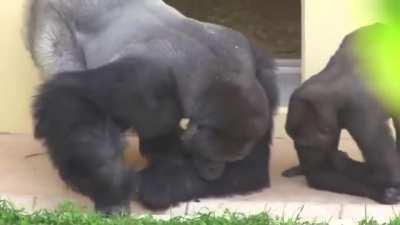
[[0, 199, 397, 225]]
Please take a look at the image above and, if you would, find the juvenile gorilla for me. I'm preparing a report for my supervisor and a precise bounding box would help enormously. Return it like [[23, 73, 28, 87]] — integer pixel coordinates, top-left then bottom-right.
[[284, 23, 400, 204], [34, 45, 277, 213]]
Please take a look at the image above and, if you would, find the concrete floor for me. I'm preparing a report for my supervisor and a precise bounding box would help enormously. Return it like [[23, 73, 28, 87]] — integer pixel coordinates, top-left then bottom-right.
[[0, 114, 398, 223]]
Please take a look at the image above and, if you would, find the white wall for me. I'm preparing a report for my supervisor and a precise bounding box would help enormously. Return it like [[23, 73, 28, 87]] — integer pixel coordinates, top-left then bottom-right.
[[303, 0, 381, 79]]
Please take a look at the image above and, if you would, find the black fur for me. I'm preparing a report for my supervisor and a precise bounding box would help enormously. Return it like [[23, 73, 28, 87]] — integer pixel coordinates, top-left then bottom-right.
[[138, 131, 271, 210], [33, 57, 181, 213]]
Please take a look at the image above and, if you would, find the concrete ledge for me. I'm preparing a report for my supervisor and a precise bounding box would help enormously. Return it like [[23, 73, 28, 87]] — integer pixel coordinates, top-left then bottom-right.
[[276, 59, 301, 67], [0, 118, 394, 222]]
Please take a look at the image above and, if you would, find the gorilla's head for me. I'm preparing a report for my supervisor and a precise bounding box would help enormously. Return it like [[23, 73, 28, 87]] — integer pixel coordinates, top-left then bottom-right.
[[181, 122, 259, 181], [180, 80, 268, 165], [182, 123, 257, 163]]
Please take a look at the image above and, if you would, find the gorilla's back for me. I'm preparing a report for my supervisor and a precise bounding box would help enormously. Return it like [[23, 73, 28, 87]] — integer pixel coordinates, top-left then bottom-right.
[[48, 0, 262, 116], [69, 0, 255, 112]]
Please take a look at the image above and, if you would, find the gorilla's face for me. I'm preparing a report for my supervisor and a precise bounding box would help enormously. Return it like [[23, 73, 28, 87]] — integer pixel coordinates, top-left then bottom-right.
[[182, 123, 256, 163]]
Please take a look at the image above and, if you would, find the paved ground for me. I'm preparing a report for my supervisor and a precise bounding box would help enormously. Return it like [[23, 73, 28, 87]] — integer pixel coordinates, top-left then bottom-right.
[[1, 114, 398, 224]]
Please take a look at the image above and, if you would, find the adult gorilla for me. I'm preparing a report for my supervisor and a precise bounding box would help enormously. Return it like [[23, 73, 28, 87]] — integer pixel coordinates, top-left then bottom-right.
[[284, 23, 400, 204], [26, 0, 278, 213]]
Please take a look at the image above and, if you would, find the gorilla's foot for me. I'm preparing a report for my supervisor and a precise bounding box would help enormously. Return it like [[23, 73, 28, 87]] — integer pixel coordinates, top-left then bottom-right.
[[138, 170, 206, 210], [137, 155, 207, 210], [95, 200, 131, 216], [374, 187, 400, 204], [193, 157, 226, 181], [282, 165, 303, 177], [283, 151, 353, 178]]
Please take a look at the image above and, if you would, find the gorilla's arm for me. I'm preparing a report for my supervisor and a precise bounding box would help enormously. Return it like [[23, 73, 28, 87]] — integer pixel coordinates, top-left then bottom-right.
[[342, 108, 400, 186], [33, 75, 136, 214], [33, 57, 183, 214], [25, 0, 86, 76]]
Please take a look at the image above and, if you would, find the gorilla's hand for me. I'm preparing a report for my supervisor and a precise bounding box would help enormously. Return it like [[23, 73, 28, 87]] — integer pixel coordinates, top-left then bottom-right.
[[192, 156, 226, 181]]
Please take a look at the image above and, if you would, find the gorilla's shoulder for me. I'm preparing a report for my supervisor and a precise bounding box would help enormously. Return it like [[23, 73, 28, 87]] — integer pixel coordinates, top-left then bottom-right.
[[200, 22, 250, 46]]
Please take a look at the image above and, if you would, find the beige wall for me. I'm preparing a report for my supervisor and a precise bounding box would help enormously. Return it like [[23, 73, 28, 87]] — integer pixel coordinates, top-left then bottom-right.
[[0, 0, 41, 133], [303, 0, 381, 79]]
